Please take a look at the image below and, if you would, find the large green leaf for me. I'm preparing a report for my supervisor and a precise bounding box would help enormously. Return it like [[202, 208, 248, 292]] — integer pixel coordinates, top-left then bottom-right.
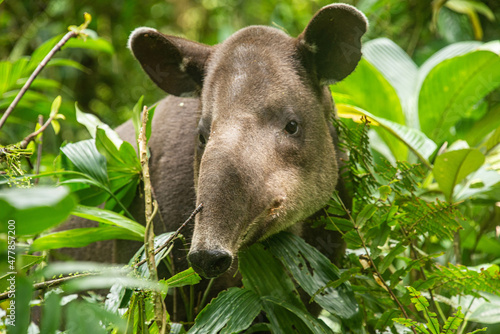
[[419, 42, 500, 143], [75, 104, 123, 148], [362, 38, 418, 123], [332, 57, 408, 160], [60, 139, 109, 187], [40, 292, 62, 334], [338, 104, 437, 167], [31, 226, 143, 251], [239, 243, 317, 333], [433, 148, 485, 202], [6, 276, 32, 334], [0, 186, 76, 235], [262, 296, 331, 334], [71, 204, 144, 237], [164, 267, 201, 288], [265, 232, 360, 323], [188, 288, 262, 334]]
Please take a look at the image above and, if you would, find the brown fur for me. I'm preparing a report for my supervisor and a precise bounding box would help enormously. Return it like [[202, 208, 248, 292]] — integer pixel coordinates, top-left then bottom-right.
[[60, 3, 367, 321]]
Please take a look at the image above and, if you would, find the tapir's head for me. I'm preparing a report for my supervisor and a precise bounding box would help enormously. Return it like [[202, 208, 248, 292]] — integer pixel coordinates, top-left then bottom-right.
[[129, 4, 367, 278]]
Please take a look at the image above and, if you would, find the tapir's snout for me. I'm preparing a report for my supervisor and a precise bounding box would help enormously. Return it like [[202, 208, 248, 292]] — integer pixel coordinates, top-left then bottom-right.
[[188, 248, 233, 278]]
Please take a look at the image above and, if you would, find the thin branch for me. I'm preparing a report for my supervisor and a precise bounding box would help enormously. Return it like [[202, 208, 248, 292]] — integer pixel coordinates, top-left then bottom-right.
[[19, 111, 58, 149], [139, 105, 167, 334], [34, 115, 43, 185], [0, 273, 93, 301], [134, 203, 203, 268], [0, 31, 77, 130]]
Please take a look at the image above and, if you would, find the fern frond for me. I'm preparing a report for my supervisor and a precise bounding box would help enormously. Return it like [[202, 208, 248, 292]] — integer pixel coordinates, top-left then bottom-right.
[[429, 263, 500, 297], [400, 197, 462, 240]]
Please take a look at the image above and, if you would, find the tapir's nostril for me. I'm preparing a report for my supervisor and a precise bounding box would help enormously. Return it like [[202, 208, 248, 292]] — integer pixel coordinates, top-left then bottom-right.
[[188, 249, 232, 278]]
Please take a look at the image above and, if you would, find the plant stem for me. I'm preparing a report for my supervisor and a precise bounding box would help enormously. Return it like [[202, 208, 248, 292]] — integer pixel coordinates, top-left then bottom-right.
[[0, 273, 93, 301], [19, 111, 58, 149], [0, 30, 77, 130], [139, 106, 167, 333], [34, 115, 43, 185]]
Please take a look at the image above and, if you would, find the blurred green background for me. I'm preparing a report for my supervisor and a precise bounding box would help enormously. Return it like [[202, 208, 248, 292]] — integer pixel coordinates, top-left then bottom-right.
[[1, 0, 499, 150]]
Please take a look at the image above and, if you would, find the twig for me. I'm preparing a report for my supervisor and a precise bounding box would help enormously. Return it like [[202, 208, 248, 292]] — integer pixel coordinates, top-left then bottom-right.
[[139, 106, 167, 334], [134, 203, 203, 268], [0, 31, 77, 130], [34, 115, 43, 185], [0, 273, 93, 301], [19, 111, 58, 149]]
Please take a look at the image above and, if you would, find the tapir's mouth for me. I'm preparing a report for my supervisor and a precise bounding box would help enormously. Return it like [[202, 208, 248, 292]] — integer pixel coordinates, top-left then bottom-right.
[[238, 196, 287, 247], [188, 196, 287, 278]]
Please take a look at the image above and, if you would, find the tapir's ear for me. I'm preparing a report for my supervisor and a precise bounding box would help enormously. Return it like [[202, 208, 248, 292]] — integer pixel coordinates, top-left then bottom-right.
[[128, 28, 212, 96], [298, 4, 368, 84]]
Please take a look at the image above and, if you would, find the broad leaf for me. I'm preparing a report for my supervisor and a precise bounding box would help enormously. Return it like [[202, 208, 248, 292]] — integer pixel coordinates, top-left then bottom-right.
[[362, 38, 418, 124], [0, 186, 76, 235], [31, 226, 143, 251], [189, 288, 261, 334], [60, 139, 109, 187], [332, 57, 408, 160], [419, 43, 500, 143], [164, 267, 201, 288], [71, 204, 144, 237], [265, 232, 360, 323], [338, 104, 437, 166], [75, 104, 123, 148], [434, 148, 485, 201], [239, 243, 314, 333]]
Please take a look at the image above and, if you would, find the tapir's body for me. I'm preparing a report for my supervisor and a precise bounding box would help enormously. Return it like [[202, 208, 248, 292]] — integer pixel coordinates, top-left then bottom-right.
[[60, 3, 367, 322]]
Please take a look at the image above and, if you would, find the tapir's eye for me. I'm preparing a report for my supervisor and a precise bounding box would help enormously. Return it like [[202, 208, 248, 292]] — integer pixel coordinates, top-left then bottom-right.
[[198, 134, 207, 147], [284, 120, 299, 135]]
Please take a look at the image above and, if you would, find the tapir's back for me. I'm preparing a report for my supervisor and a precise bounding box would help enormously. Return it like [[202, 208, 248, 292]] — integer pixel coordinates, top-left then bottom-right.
[[58, 95, 199, 265]]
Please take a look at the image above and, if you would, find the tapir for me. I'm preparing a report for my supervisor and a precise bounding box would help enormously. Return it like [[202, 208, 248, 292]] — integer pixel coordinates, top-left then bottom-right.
[[60, 2, 367, 321]]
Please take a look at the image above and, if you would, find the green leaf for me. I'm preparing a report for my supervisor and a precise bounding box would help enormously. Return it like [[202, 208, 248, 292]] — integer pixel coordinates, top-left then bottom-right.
[[31, 226, 143, 251], [49, 95, 62, 118], [71, 204, 144, 237], [434, 148, 485, 201], [441, 307, 464, 334], [419, 45, 500, 143], [66, 300, 126, 334], [362, 38, 418, 124], [332, 57, 408, 160], [60, 139, 109, 187], [378, 242, 407, 275], [189, 288, 262, 334], [0, 60, 12, 95], [338, 104, 436, 166], [95, 127, 140, 172], [40, 292, 62, 334], [6, 276, 32, 334], [75, 103, 123, 147], [164, 267, 201, 288], [355, 203, 377, 229], [265, 232, 360, 322], [0, 186, 76, 235], [64, 36, 114, 54], [239, 242, 314, 333], [262, 296, 331, 334], [131, 96, 144, 145]]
